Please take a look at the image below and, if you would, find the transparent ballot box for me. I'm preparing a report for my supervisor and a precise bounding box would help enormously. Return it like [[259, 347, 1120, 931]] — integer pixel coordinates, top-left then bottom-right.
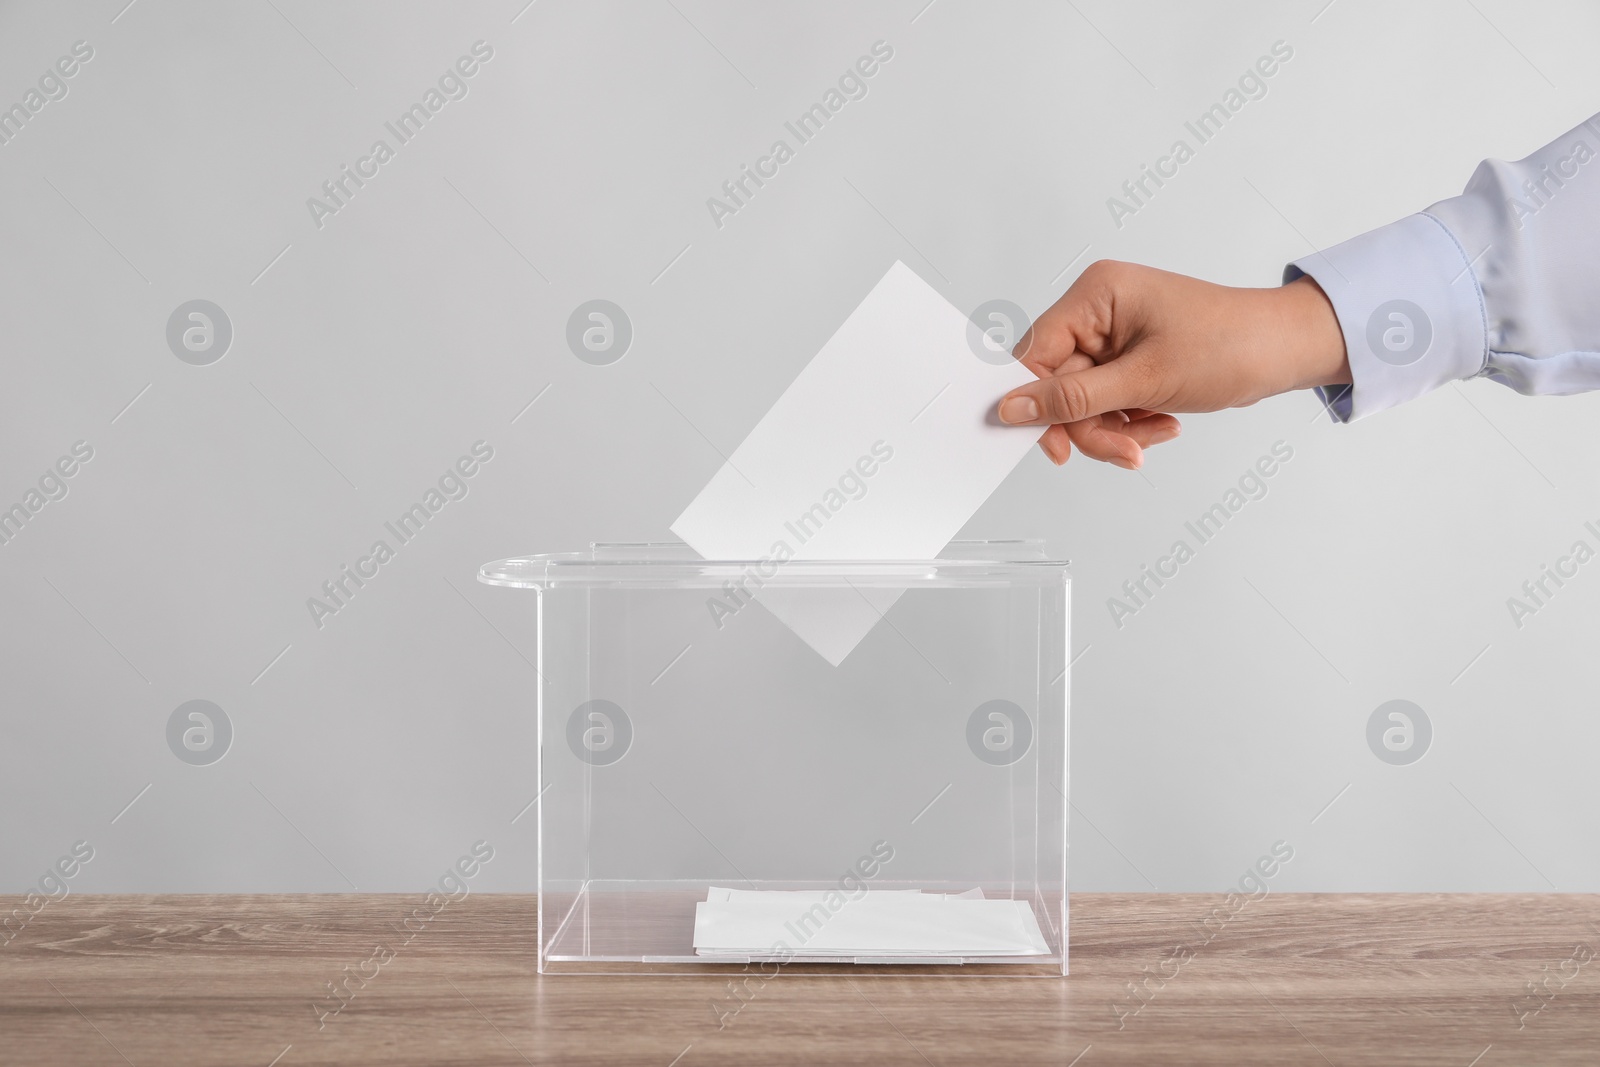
[[478, 540, 1069, 976]]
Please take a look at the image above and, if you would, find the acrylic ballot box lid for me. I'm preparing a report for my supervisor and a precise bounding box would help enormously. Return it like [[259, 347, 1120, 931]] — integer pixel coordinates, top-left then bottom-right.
[[477, 539, 1070, 589]]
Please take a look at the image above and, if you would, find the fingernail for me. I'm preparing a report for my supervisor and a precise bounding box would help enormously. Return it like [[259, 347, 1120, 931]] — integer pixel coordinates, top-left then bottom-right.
[[1000, 397, 1039, 424], [1153, 425, 1181, 444]]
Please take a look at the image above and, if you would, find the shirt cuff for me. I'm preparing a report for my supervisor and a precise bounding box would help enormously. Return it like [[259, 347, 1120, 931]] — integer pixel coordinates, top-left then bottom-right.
[[1283, 212, 1488, 423]]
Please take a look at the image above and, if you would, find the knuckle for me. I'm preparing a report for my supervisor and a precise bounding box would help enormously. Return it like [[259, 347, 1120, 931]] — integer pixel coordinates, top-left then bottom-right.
[[1050, 375, 1093, 422], [1080, 259, 1128, 287], [1072, 260, 1110, 291]]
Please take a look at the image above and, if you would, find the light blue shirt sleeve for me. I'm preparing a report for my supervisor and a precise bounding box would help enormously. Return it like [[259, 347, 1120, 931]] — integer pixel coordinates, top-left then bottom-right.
[[1284, 112, 1600, 422]]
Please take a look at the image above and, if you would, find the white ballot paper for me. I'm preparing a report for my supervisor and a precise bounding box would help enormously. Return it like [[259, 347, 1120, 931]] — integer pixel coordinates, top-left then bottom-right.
[[693, 887, 1051, 958], [671, 261, 1043, 665]]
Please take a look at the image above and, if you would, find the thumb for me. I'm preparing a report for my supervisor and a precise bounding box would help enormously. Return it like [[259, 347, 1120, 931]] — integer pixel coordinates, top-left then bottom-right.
[[998, 359, 1145, 426]]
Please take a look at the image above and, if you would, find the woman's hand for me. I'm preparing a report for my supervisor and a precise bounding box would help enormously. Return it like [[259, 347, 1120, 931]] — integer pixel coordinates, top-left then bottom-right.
[[998, 260, 1350, 468]]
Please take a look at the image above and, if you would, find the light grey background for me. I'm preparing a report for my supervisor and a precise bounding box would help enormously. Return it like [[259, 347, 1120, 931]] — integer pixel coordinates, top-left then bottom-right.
[[3, 0, 1598, 895]]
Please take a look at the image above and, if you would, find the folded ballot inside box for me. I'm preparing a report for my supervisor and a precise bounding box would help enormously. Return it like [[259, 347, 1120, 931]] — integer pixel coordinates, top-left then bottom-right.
[[694, 887, 1051, 959]]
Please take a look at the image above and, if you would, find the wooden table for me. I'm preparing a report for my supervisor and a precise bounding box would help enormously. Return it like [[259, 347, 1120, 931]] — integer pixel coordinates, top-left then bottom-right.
[[3, 893, 1598, 1065]]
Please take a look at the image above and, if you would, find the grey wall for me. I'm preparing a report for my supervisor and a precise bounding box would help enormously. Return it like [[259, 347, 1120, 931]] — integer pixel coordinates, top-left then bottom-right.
[[3, 0, 1598, 896]]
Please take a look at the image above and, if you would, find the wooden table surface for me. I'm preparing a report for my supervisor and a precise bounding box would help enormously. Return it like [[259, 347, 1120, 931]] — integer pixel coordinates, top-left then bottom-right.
[[3, 893, 1599, 1065]]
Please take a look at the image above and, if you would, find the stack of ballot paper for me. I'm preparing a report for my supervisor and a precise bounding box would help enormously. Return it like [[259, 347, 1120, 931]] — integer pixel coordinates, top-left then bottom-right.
[[693, 887, 1051, 958]]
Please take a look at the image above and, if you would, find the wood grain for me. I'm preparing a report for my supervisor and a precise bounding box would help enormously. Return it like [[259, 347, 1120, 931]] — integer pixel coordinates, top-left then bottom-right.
[[3, 893, 1599, 1065]]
